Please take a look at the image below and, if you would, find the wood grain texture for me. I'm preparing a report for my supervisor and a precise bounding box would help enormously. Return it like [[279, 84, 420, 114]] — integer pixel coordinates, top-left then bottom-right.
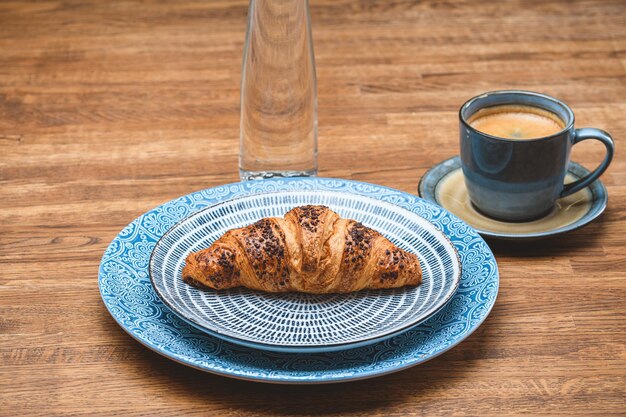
[[1, 0, 625, 415]]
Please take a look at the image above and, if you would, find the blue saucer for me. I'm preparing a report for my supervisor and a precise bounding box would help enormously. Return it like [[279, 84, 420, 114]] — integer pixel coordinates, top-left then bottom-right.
[[418, 156, 608, 240]]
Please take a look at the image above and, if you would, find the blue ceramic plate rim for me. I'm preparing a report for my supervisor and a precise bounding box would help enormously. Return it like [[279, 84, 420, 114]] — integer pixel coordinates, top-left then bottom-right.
[[418, 156, 608, 240], [98, 177, 499, 384], [148, 190, 462, 353]]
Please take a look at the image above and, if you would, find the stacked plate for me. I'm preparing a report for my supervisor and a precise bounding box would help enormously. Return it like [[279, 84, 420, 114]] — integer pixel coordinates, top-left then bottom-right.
[[99, 178, 499, 383]]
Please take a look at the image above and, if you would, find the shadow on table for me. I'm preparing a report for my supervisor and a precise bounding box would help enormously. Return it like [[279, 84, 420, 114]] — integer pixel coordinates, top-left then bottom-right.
[[121, 310, 498, 415]]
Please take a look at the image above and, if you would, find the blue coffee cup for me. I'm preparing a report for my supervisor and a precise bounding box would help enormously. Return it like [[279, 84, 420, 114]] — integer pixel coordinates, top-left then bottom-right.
[[459, 90, 614, 222]]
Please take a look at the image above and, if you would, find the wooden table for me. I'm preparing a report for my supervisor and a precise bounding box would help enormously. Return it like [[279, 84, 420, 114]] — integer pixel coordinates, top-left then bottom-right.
[[2, 0, 625, 415]]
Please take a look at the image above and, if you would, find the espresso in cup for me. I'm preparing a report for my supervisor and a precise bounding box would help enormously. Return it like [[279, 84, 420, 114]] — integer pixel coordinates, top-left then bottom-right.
[[467, 104, 565, 140], [459, 91, 614, 222]]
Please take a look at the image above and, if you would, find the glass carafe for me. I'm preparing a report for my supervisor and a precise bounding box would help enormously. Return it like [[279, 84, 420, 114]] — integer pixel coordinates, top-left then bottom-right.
[[239, 0, 318, 180]]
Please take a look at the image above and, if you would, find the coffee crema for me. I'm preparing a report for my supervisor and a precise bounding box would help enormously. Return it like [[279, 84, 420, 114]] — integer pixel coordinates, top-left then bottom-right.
[[467, 104, 565, 140]]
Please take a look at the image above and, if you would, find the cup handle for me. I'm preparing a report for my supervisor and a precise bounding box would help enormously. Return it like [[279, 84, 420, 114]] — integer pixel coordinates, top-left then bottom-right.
[[560, 128, 614, 198]]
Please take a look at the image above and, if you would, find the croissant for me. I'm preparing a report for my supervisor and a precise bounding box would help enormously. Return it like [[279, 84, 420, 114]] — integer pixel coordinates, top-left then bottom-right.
[[182, 205, 422, 293]]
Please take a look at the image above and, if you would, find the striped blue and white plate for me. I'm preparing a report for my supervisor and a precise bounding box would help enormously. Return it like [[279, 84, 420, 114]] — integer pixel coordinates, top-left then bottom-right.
[[99, 178, 499, 384], [149, 190, 462, 353]]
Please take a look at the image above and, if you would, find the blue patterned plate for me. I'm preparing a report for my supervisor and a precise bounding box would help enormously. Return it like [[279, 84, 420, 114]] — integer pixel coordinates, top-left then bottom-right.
[[149, 191, 462, 353], [99, 178, 498, 384]]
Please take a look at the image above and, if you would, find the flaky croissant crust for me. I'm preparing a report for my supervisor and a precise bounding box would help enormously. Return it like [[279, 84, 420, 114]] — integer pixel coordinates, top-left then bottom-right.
[[182, 205, 422, 293]]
